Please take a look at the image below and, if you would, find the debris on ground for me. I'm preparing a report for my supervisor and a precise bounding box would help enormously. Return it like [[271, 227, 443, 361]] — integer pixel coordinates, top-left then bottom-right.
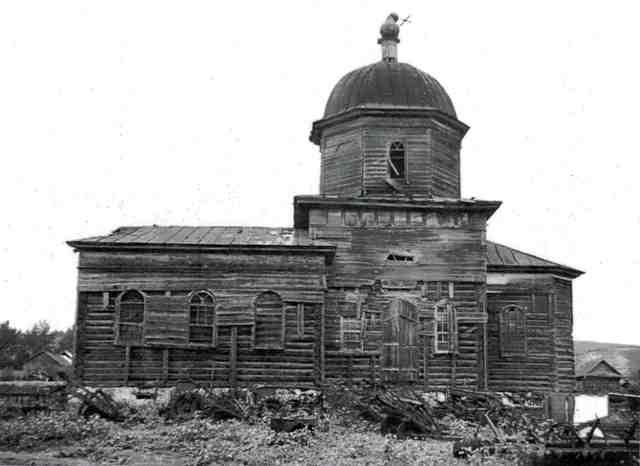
[[73, 386, 125, 422]]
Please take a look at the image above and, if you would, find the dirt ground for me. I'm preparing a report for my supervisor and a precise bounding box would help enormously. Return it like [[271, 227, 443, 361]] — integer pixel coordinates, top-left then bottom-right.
[[0, 414, 478, 466]]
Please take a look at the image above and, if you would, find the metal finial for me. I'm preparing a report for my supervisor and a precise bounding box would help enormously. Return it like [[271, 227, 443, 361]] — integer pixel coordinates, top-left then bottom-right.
[[378, 13, 401, 62]]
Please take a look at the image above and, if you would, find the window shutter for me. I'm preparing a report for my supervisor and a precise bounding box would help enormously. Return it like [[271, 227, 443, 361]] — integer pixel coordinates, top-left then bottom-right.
[[448, 304, 458, 353], [146, 295, 190, 346], [254, 292, 285, 349]]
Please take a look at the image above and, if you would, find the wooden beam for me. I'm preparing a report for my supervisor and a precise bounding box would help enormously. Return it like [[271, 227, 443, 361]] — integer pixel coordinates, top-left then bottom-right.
[[124, 346, 130, 385], [162, 348, 169, 384], [230, 327, 238, 390]]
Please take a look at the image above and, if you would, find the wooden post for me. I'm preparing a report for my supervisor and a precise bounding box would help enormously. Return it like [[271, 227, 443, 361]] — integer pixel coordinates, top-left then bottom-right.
[[230, 327, 238, 390], [483, 322, 488, 390], [369, 354, 374, 384], [72, 291, 86, 381], [162, 348, 169, 385], [320, 302, 326, 383], [551, 293, 558, 391], [124, 346, 131, 385], [423, 335, 429, 391], [451, 352, 457, 390]]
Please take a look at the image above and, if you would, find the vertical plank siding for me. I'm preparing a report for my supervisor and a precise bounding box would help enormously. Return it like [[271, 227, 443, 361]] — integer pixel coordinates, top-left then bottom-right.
[[553, 278, 576, 392], [319, 117, 462, 198]]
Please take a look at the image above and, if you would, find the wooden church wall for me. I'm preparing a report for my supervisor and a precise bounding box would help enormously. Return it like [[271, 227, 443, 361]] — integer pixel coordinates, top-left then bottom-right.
[[308, 206, 488, 288], [322, 282, 487, 390], [486, 274, 576, 393], [74, 250, 325, 387], [319, 126, 363, 196], [553, 278, 576, 392], [307, 204, 489, 389], [318, 117, 462, 198]]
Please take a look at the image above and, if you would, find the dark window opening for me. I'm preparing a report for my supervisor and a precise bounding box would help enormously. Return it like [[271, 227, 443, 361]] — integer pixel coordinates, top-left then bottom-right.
[[388, 141, 406, 179], [117, 290, 144, 345], [386, 253, 414, 262], [189, 291, 215, 345]]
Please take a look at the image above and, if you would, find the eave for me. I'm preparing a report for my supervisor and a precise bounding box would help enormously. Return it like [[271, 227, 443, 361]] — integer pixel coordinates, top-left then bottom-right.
[[294, 194, 501, 229], [487, 264, 585, 280], [66, 241, 336, 264], [309, 106, 470, 145]]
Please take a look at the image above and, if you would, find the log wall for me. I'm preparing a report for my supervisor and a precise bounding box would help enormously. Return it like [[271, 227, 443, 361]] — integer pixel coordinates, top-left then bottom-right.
[[74, 250, 326, 387], [486, 273, 576, 393], [306, 201, 490, 390]]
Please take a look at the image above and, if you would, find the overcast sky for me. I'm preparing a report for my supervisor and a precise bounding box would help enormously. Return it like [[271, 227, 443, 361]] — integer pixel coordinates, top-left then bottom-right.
[[0, 1, 638, 345]]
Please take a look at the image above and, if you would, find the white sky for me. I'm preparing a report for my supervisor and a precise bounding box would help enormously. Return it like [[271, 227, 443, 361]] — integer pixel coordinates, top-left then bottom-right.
[[0, 1, 638, 345]]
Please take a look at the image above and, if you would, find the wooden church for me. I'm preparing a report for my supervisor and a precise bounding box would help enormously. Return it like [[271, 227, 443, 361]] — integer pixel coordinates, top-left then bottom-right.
[[68, 14, 583, 393]]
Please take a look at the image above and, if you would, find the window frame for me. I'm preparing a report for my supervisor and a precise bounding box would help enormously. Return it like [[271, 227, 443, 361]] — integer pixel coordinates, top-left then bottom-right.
[[340, 316, 364, 352], [387, 141, 407, 181], [187, 290, 217, 347], [253, 291, 285, 350], [434, 302, 457, 354], [499, 305, 527, 357], [114, 289, 146, 346]]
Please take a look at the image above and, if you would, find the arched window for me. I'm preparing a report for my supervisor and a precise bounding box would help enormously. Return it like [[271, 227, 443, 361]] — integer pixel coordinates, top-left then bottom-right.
[[499, 305, 527, 356], [434, 303, 457, 353], [253, 291, 284, 349], [189, 291, 216, 345], [388, 141, 406, 179], [116, 290, 145, 345]]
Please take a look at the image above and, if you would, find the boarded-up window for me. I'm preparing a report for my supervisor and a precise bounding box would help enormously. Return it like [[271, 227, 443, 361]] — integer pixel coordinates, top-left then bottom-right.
[[116, 290, 145, 345], [388, 141, 406, 179], [500, 305, 526, 356], [341, 317, 363, 351], [189, 291, 215, 345], [254, 292, 285, 349], [434, 303, 457, 353]]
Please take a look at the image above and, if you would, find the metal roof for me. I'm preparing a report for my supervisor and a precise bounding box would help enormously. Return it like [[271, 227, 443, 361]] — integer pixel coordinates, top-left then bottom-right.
[[68, 226, 333, 251], [323, 61, 456, 119], [486, 241, 584, 278]]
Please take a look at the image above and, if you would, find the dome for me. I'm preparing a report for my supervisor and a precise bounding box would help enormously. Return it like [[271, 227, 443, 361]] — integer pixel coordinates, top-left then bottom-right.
[[323, 61, 456, 119]]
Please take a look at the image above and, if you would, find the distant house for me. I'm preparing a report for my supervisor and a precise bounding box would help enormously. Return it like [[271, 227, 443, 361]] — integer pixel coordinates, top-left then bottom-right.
[[22, 351, 72, 381], [576, 359, 623, 393]]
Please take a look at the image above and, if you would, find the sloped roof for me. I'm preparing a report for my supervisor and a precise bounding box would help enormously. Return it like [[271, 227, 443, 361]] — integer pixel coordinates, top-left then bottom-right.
[[25, 351, 72, 368], [486, 241, 584, 278], [68, 226, 335, 255], [576, 359, 623, 378]]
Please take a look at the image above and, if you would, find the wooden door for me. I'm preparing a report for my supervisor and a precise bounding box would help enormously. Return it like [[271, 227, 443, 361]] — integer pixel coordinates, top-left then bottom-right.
[[382, 299, 419, 382]]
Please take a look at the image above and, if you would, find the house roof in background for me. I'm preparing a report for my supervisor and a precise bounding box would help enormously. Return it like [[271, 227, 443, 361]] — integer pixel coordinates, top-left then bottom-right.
[[575, 358, 623, 378], [25, 350, 72, 367]]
